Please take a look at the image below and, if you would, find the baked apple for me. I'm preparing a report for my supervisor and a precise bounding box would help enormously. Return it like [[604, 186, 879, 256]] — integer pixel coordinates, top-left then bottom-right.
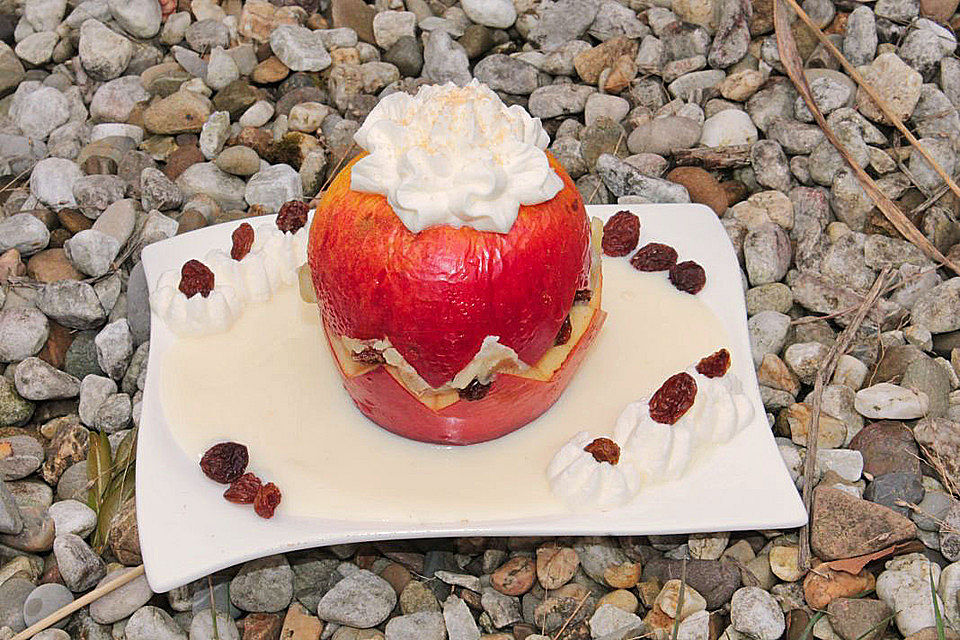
[[307, 81, 605, 444]]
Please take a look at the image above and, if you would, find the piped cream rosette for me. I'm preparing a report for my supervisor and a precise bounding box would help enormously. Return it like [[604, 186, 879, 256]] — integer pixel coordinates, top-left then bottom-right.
[[150, 223, 309, 337], [547, 351, 755, 511]]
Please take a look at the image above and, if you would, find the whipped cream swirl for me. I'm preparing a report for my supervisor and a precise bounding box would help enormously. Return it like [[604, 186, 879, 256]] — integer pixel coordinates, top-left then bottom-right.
[[151, 222, 309, 337], [350, 79, 563, 234], [547, 361, 755, 511], [547, 432, 642, 511]]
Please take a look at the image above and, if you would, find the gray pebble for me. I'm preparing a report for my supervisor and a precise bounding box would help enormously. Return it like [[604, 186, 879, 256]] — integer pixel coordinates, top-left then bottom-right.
[[54, 532, 107, 592], [316, 569, 396, 628], [22, 583, 74, 628], [229, 555, 294, 613]]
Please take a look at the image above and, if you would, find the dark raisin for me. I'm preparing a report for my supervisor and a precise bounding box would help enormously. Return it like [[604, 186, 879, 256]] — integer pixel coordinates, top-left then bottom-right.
[[178, 259, 215, 299], [630, 243, 678, 272], [200, 442, 248, 484], [254, 482, 282, 518], [231, 223, 255, 261], [584, 438, 620, 464], [696, 348, 731, 378], [574, 289, 592, 303], [555, 316, 573, 346], [276, 200, 309, 233], [224, 472, 262, 504], [601, 211, 641, 257], [649, 372, 697, 425], [669, 260, 706, 295], [459, 379, 492, 401]]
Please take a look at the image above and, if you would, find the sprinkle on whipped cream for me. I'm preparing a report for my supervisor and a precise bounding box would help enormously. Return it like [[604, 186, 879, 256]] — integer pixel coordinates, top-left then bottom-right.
[[547, 352, 755, 511], [350, 79, 564, 234], [150, 219, 309, 337]]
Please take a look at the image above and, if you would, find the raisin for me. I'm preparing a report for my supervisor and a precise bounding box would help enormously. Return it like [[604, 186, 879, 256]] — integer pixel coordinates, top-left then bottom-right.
[[601, 211, 641, 257], [178, 259, 215, 299], [649, 372, 697, 424], [254, 482, 282, 518], [696, 348, 731, 378], [276, 200, 309, 233], [223, 472, 262, 504], [584, 438, 620, 465], [630, 243, 678, 272], [199, 442, 248, 484], [231, 223, 255, 261], [353, 347, 386, 365], [574, 289, 592, 303], [669, 260, 706, 295], [459, 378, 491, 401], [555, 316, 572, 346]]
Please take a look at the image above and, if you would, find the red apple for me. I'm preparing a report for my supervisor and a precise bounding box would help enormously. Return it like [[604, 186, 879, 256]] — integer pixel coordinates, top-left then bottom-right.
[[308, 152, 599, 444]]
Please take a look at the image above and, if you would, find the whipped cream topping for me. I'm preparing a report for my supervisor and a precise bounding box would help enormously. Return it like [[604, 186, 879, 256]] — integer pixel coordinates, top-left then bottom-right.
[[547, 361, 754, 511], [150, 270, 244, 337], [546, 432, 642, 511], [350, 79, 563, 234], [151, 222, 309, 337]]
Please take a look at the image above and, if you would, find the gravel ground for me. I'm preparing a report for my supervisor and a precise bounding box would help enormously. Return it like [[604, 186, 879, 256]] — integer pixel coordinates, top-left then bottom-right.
[[2, 0, 960, 637]]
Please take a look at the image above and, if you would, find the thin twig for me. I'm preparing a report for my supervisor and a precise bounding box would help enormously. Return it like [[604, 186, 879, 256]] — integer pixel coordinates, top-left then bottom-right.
[[780, 0, 960, 203], [798, 269, 893, 570], [10, 565, 146, 640], [552, 592, 591, 640], [790, 264, 940, 325], [670, 558, 688, 640], [774, 0, 960, 277]]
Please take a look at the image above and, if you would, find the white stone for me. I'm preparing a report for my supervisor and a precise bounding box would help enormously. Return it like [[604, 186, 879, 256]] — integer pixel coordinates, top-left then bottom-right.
[[205, 46, 239, 91], [832, 354, 869, 390], [30, 157, 82, 210], [678, 611, 710, 640], [288, 102, 330, 133], [90, 567, 154, 625], [24, 0, 67, 32], [584, 93, 630, 126], [15, 31, 57, 65], [877, 553, 943, 636], [588, 604, 643, 638], [239, 100, 274, 128], [199, 111, 230, 160], [64, 229, 120, 278], [854, 382, 930, 419], [372, 11, 417, 50], [14, 86, 68, 140], [108, 0, 162, 38], [700, 109, 758, 147], [244, 164, 303, 213], [78, 19, 134, 81], [48, 499, 96, 537], [461, 0, 517, 28], [270, 25, 331, 72], [815, 448, 863, 482], [90, 76, 150, 123]]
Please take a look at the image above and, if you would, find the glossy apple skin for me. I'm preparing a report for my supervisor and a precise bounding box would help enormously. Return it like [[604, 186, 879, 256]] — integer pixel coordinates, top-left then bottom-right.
[[325, 307, 606, 445], [308, 153, 591, 388]]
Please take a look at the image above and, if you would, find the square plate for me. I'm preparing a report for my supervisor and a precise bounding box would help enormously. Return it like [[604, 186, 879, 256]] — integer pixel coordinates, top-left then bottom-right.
[[138, 203, 806, 592]]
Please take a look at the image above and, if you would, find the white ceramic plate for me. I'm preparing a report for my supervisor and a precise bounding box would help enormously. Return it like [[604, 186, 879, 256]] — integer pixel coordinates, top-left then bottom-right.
[[138, 203, 806, 592]]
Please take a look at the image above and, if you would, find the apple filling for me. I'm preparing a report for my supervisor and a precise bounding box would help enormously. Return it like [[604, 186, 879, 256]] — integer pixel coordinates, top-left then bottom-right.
[[323, 275, 603, 411]]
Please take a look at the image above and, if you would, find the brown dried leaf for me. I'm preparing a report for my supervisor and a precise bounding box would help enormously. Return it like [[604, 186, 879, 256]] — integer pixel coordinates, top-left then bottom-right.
[[818, 540, 924, 575]]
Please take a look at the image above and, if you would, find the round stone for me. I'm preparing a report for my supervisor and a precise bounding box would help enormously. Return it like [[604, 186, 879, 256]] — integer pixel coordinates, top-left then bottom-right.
[[22, 583, 74, 628]]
